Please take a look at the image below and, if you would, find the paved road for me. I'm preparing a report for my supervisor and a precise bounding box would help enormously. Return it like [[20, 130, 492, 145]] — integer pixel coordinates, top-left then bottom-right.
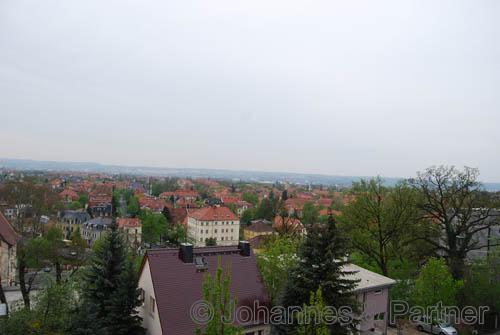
[[4, 288, 39, 309]]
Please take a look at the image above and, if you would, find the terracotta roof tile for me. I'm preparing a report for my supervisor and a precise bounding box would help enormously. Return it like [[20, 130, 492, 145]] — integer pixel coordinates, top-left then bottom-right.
[[117, 217, 141, 228], [188, 206, 238, 221]]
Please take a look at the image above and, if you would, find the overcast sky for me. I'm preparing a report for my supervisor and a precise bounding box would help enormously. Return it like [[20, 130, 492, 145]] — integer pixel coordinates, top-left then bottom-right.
[[1, 1, 499, 182]]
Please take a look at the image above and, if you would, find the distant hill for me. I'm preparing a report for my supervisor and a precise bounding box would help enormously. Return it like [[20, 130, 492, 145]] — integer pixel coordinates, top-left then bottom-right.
[[1, 158, 499, 191]]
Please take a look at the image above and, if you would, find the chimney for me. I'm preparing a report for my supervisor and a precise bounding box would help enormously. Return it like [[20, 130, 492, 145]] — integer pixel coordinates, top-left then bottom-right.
[[238, 241, 251, 257], [179, 243, 193, 263]]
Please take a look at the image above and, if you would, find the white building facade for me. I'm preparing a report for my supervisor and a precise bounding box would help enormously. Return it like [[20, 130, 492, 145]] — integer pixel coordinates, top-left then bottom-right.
[[186, 206, 240, 246]]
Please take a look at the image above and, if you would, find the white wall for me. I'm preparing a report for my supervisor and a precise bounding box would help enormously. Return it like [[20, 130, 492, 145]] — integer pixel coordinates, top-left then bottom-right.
[[138, 259, 163, 335], [188, 217, 240, 247]]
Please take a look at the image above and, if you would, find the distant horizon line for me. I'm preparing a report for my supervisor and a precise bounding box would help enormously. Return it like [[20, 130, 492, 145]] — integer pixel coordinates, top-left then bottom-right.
[[1, 156, 499, 187]]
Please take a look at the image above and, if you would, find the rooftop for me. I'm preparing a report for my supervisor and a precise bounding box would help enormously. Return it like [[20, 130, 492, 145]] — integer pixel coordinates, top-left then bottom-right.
[[143, 245, 269, 334], [188, 206, 238, 221], [345, 263, 397, 292], [0, 212, 19, 246]]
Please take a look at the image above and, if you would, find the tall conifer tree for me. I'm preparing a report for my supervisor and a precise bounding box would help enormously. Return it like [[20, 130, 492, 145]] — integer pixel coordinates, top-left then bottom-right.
[[71, 224, 145, 335], [275, 215, 359, 335]]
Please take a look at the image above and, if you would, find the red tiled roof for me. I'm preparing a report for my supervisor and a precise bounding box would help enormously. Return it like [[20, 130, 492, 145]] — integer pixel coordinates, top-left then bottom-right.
[[88, 194, 112, 207], [316, 197, 333, 207], [175, 197, 197, 208], [139, 197, 166, 211], [296, 192, 314, 200], [0, 212, 19, 246], [174, 189, 199, 198], [221, 196, 241, 204], [188, 206, 238, 221], [284, 198, 309, 210], [144, 246, 270, 334], [117, 217, 141, 228], [168, 207, 188, 224], [60, 189, 79, 200]]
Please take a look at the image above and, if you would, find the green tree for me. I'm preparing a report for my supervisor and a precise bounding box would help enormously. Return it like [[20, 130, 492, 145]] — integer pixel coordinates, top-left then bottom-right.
[[78, 194, 89, 207], [0, 281, 77, 335], [71, 226, 145, 335], [205, 237, 217, 246], [70, 226, 88, 269], [276, 215, 359, 335], [281, 190, 288, 201], [140, 210, 167, 244], [257, 235, 300, 304], [341, 179, 421, 276], [410, 166, 499, 279], [242, 192, 258, 206], [412, 257, 462, 331], [256, 198, 274, 221], [68, 201, 83, 210], [164, 223, 188, 246], [71, 226, 87, 252], [240, 209, 255, 225], [198, 257, 241, 335], [127, 196, 141, 217], [462, 248, 500, 315], [301, 201, 319, 226], [0, 181, 62, 308], [296, 289, 330, 335], [44, 225, 66, 283], [18, 236, 51, 309], [227, 203, 237, 215]]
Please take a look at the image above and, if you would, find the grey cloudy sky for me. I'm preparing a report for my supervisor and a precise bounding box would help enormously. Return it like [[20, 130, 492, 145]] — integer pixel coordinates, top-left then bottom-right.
[[1, 0, 499, 181]]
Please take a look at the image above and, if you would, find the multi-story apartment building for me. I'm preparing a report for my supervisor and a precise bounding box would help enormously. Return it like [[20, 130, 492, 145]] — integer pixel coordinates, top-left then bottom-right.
[[82, 217, 112, 247], [59, 209, 91, 239], [186, 206, 239, 246], [117, 217, 142, 249]]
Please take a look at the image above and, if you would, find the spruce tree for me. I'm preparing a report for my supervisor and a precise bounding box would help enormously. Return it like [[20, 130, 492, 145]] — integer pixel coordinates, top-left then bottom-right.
[[71, 224, 145, 335], [275, 215, 359, 335]]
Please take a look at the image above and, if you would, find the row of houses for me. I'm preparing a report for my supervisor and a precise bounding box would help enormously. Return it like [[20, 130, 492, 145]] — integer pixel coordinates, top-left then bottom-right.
[[58, 210, 142, 248]]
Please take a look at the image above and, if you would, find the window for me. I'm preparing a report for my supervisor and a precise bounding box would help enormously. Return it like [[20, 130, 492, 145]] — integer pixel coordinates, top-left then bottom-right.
[[374, 289, 382, 295], [206, 229, 208, 233], [200, 229, 203, 234], [215, 229, 218, 233], [149, 296, 155, 315], [140, 289, 145, 306], [231, 229, 233, 232], [200, 238, 203, 242]]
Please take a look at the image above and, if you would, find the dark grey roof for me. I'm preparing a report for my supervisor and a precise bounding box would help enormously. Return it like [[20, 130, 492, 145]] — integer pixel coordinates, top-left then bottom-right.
[[61, 210, 91, 222], [83, 217, 113, 229]]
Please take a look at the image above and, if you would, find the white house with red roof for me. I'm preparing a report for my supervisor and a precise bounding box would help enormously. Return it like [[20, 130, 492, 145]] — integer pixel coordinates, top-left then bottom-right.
[[187, 206, 240, 246]]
